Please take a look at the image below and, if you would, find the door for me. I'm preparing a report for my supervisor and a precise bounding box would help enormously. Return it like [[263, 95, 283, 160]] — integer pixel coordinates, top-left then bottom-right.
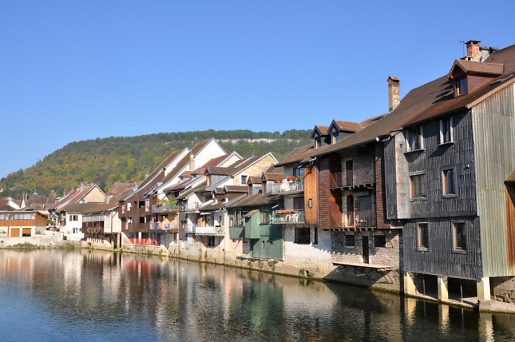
[[362, 236, 370, 264], [346, 160, 353, 186], [10, 228, 20, 237], [347, 195, 354, 226]]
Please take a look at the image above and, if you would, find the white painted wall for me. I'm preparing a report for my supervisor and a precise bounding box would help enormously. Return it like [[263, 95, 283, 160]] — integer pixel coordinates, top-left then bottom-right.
[[65, 212, 83, 241], [283, 227, 332, 263]]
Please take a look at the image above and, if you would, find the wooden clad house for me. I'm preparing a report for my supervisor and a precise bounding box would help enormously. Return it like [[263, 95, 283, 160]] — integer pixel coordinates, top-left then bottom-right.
[[0, 210, 48, 238], [383, 40, 515, 302]]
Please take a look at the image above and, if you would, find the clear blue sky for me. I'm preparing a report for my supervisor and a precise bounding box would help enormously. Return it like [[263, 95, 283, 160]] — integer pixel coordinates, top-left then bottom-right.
[[1, 1, 514, 178]]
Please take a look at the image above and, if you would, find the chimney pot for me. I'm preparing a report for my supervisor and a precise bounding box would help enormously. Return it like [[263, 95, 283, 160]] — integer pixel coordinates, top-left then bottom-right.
[[387, 76, 400, 112], [465, 40, 481, 62]]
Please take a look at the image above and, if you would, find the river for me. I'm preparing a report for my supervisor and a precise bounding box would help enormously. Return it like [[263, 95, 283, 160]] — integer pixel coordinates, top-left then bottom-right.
[[0, 249, 514, 341]]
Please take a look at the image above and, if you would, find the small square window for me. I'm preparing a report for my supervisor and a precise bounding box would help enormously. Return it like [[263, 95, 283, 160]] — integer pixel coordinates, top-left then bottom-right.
[[442, 169, 456, 196], [453, 222, 467, 251], [440, 117, 453, 144], [345, 235, 355, 247], [417, 223, 429, 250], [410, 174, 426, 199], [374, 235, 386, 248], [295, 228, 310, 244]]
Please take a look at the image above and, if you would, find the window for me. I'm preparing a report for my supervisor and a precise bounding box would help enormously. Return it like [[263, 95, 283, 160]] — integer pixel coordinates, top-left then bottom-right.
[[442, 168, 456, 196], [406, 126, 424, 151], [126, 202, 132, 211], [69, 215, 78, 221], [260, 211, 270, 225], [240, 175, 248, 184], [454, 78, 468, 96], [229, 217, 234, 228], [0, 214, 8, 220], [313, 228, 318, 245], [346, 160, 354, 186], [293, 167, 304, 178], [345, 234, 355, 247], [417, 223, 429, 250], [207, 236, 216, 247], [139, 201, 145, 208], [293, 197, 304, 210], [314, 135, 321, 149], [374, 235, 386, 248], [410, 173, 426, 199], [453, 222, 467, 251], [13, 213, 35, 220], [439, 117, 454, 144], [139, 217, 146, 223], [294, 227, 310, 244]]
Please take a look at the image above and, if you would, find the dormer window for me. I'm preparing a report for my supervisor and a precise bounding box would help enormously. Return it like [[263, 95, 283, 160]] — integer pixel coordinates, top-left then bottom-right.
[[314, 137, 321, 149], [406, 126, 424, 152], [331, 133, 337, 144], [454, 78, 468, 97]]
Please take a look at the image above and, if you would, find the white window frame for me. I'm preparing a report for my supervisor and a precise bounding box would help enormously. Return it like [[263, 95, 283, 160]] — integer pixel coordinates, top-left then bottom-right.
[[417, 222, 429, 251], [441, 168, 457, 197], [439, 116, 454, 144], [452, 221, 467, 252], [406, 126, 424, 152]]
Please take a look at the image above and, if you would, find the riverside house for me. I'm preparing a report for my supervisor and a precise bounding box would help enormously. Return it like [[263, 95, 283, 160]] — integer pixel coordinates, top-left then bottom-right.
[[118, 139, 226, 246], [172, 153, 278, 258], [48, 184, 107, 241], [0, 210, 48, 238], [313, 40, 515, 304]]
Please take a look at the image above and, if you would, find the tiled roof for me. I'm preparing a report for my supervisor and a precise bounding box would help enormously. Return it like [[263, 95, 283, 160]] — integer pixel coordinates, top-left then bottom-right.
[[49, 184, 103, 211], [199, 202, 225, 212], [107, 182, 134, 196], [63, 202, 118, 214], [333, 120, 366, 132], [224, 185, 248, 193], [275, 144, 314, 167], [226, 193, 281, 209], [450, 59, 504, 77]]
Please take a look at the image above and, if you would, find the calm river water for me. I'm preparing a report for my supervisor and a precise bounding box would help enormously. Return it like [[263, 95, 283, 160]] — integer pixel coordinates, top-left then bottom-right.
[[0, 249, 514, 342]]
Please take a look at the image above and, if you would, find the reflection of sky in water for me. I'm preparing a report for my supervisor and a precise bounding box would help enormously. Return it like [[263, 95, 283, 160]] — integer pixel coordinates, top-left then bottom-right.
[[0, 249, 514, 341]]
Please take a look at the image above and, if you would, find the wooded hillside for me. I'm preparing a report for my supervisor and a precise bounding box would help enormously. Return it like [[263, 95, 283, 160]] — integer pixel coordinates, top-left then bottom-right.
[[1, 129, 311, 198]]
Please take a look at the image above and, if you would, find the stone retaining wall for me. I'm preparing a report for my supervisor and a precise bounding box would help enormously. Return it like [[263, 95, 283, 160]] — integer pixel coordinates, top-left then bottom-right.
[[0, 235, 64, 248], [168, 242, 402, 293], [491, 277, 515, 304]]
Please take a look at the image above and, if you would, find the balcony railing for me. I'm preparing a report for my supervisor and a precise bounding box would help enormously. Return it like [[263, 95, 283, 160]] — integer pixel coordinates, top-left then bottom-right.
[[151, 203, 180, 213], [346, 210, 376, 228], [182, 224, 224, 235], [267, 181, 304, 194], [183, 203, 201, 212], [150, 222, 179, 231], [271, 209, 305, 224], [195, 225, 224, 236]]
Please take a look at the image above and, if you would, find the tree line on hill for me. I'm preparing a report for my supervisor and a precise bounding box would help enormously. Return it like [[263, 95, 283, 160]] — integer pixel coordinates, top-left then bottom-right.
[[1, 129, 311, 198]]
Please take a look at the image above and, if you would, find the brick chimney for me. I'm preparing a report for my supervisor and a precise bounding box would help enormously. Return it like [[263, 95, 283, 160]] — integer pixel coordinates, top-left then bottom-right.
[[466, 40, 481, 62], [387, 76, 400, 112]]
